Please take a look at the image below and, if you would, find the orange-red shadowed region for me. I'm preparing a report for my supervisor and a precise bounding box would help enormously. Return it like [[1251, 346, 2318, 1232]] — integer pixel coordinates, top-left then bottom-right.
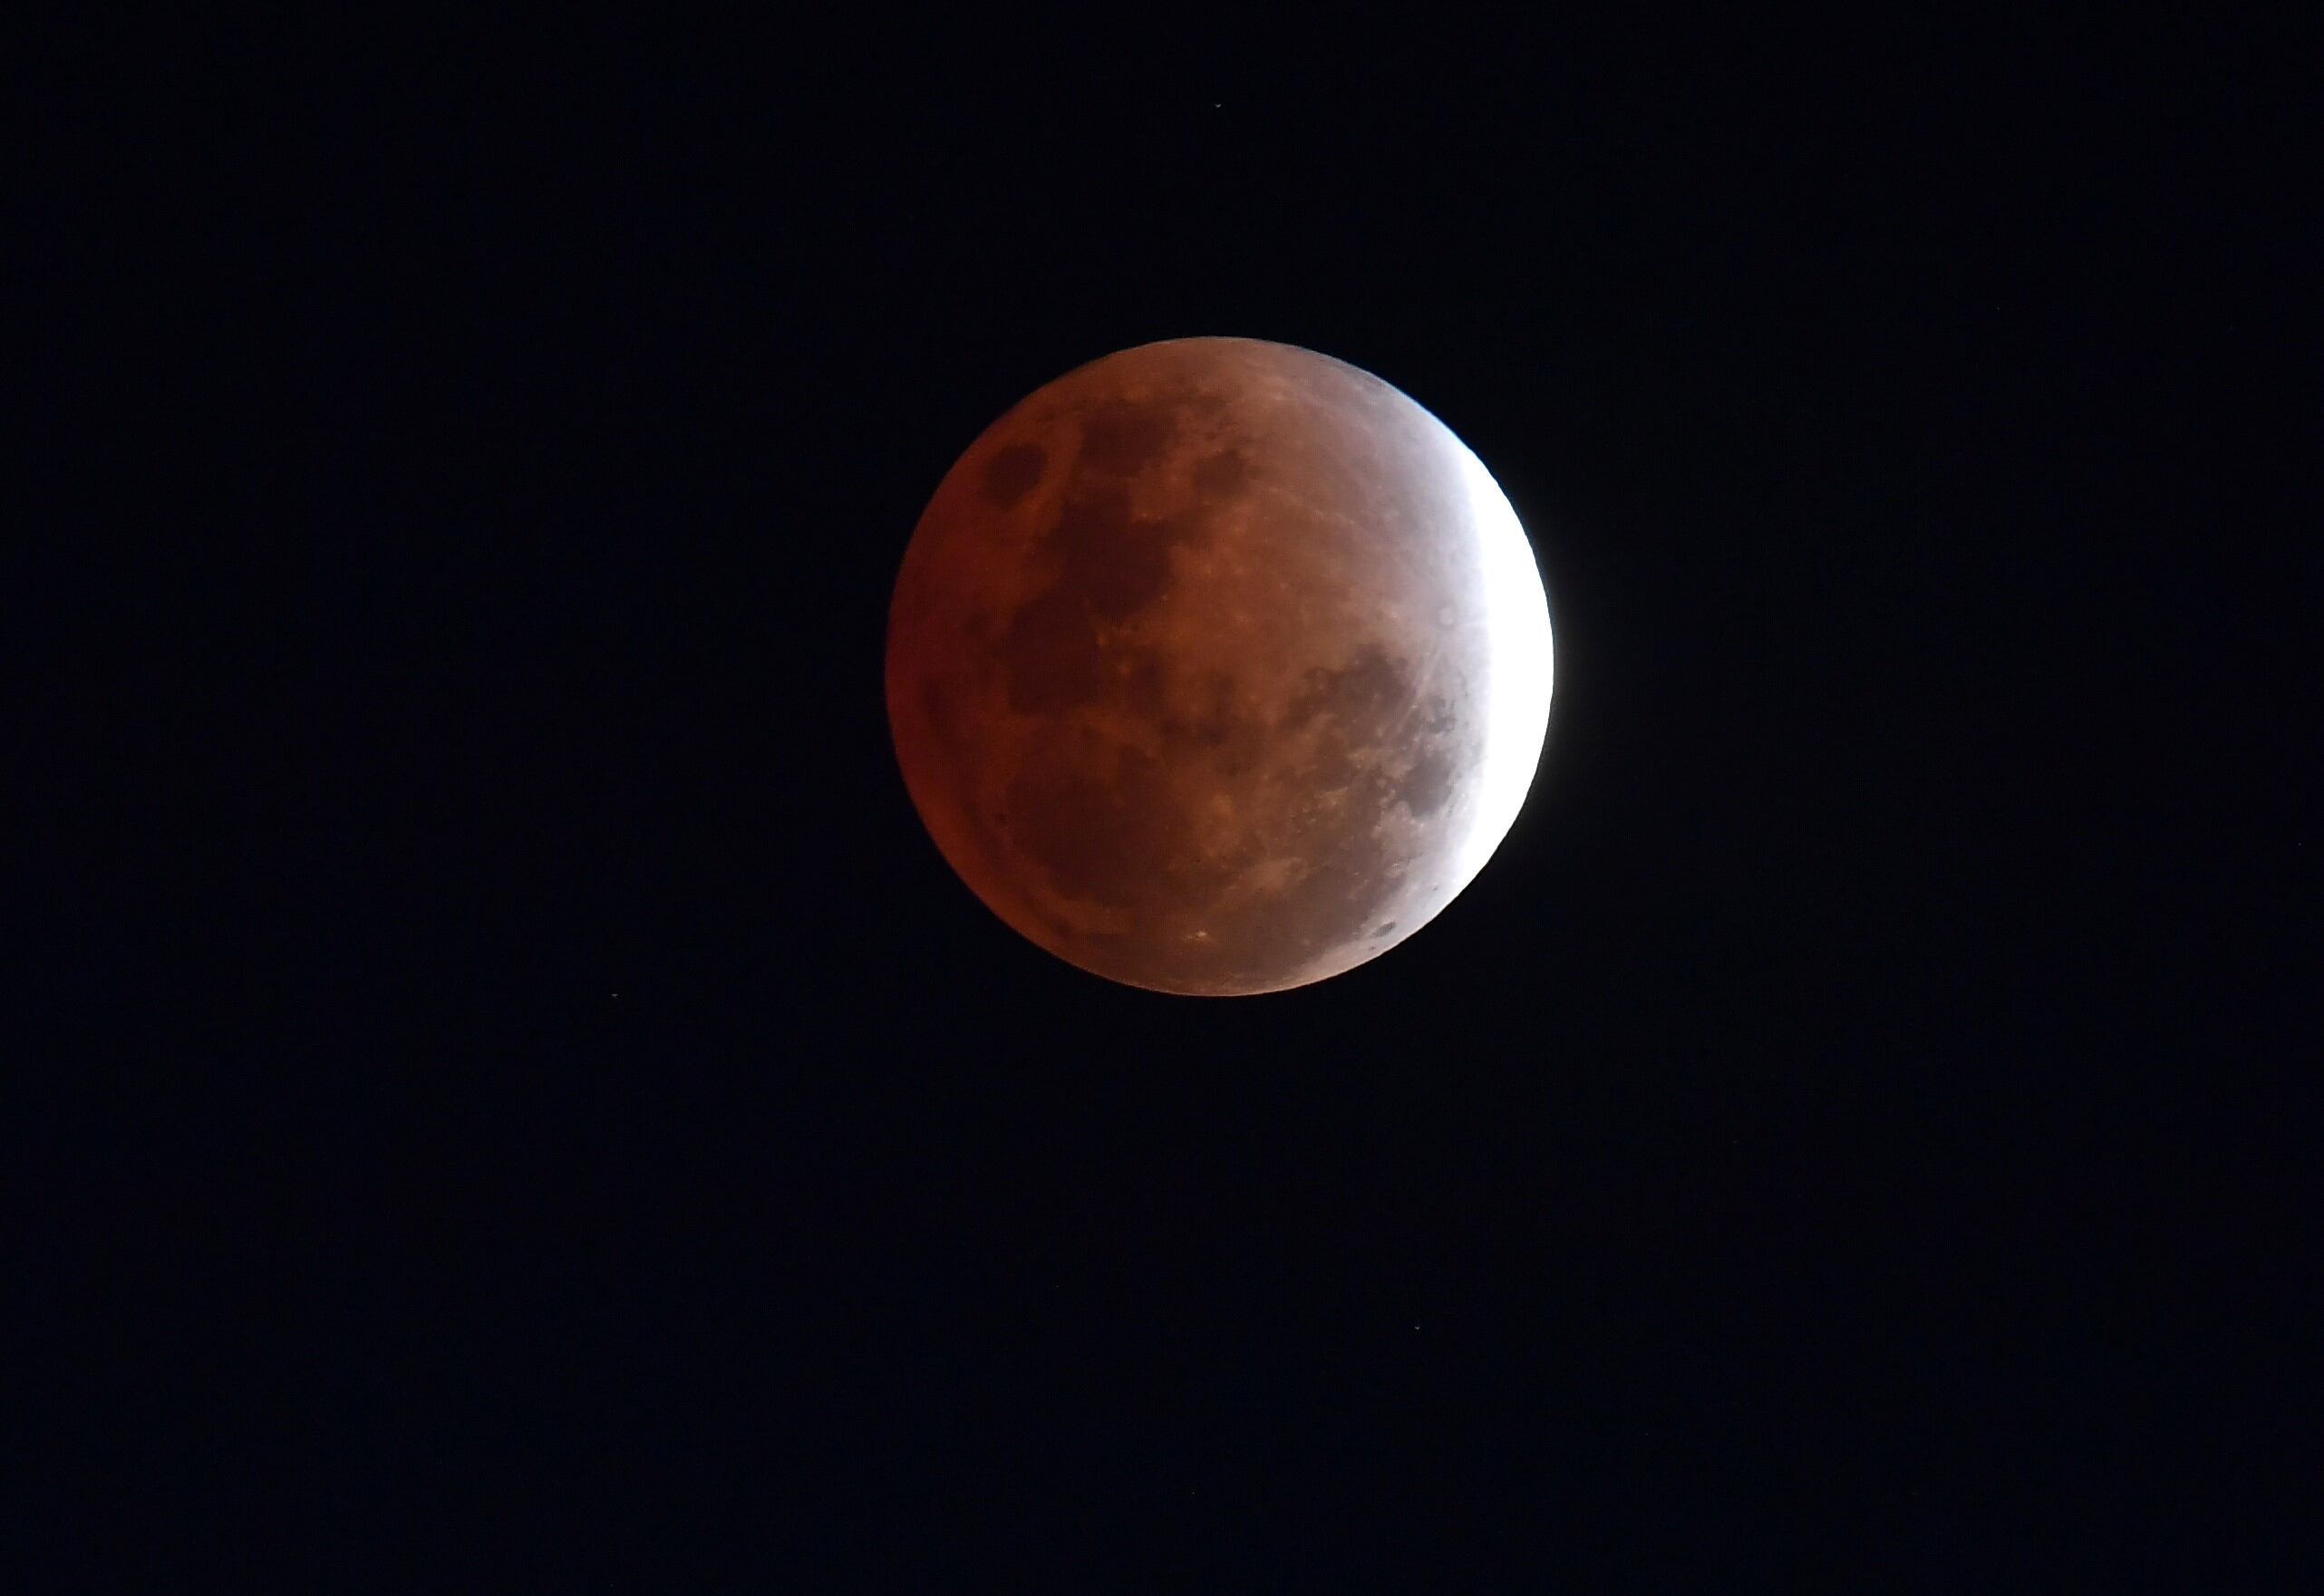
[[886, 337, 1554, 995]]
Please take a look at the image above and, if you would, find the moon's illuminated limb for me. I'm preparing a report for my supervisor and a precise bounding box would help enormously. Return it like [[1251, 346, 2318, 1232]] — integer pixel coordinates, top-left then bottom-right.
[[1448, 440, 1554, 895]]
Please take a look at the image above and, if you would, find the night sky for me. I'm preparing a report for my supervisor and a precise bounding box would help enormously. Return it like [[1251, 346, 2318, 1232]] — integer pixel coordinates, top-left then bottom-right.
[[27, 14, 2317, 1586]]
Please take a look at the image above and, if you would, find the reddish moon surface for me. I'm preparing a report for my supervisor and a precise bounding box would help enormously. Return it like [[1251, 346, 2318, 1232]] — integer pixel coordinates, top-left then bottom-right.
[[886, 337, 1554, 995]]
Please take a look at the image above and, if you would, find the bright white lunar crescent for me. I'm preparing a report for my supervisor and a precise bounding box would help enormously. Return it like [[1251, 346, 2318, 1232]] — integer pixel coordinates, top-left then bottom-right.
[[886, 336, 1554, 995]]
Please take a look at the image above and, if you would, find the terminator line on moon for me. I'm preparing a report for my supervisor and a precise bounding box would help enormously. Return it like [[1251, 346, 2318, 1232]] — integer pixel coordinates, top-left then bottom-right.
[[886, 336, 1554, 995]]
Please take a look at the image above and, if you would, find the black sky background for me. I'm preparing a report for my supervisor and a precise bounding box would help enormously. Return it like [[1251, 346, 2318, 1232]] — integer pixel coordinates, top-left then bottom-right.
[[22, 13, 2319, 1587]]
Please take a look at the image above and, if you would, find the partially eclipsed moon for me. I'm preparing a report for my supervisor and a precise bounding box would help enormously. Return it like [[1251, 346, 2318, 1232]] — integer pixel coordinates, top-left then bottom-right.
[[886, 336, 1554, 995]]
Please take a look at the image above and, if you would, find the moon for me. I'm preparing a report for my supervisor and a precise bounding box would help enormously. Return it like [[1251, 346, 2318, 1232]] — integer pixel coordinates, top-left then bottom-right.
[[886, 336, 1554, 996]]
